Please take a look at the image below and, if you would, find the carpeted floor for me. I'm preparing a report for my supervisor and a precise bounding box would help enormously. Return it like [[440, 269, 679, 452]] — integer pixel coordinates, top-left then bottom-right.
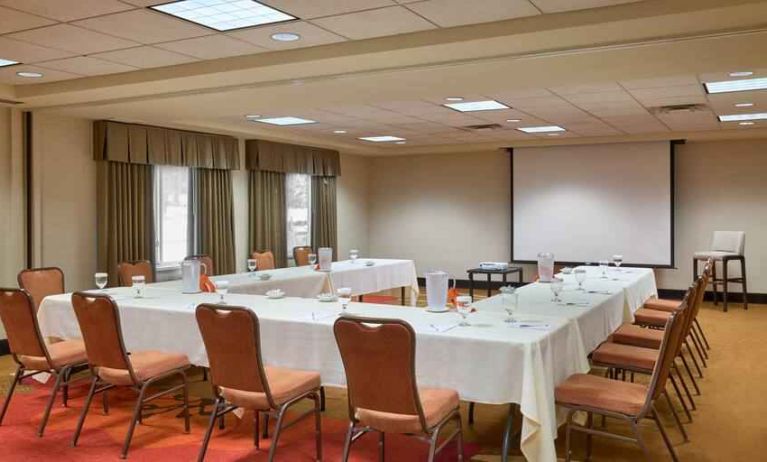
[[1, 298, 765, 461]]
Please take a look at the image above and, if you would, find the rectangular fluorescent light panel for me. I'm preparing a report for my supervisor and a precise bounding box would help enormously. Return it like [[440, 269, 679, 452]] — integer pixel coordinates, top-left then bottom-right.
[[359, 136, 406, 142], [443, 100, 509, 112], [704, 77, 767, 94], [516, 125, 566, 133], [717, 113, 767, 122], [252, 116, 316, 126], [0, 58, 19, 67], [152, 0, 296, 32]]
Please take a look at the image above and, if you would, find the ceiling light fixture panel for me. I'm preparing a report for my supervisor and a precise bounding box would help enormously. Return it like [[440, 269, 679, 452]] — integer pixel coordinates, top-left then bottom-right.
[[443, 100, 509, 112], [359, 136, 406, 142], [251, 116, 316, 125], [516, 125, 566, 133], [152, 0, 296, 32], [704, 77, 767, 94], [717, 113, 767, 122]]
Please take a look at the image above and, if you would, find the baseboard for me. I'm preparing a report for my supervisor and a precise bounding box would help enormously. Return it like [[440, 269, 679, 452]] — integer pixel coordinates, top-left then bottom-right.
[[0, 339, 8, 356], [657, 288, 765, 304]]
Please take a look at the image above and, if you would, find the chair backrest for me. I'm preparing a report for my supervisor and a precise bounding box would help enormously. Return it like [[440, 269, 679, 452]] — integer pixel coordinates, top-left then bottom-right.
[[195, 304, 274, 406], [293, 246, 312, 266], [0, 288, 50, 367], [251, 250, 275, 270], [71, 292, 137, 383], [186, 255, 214, 276], [711, 231, 745, 255], [117, 260, 154, 287], [333, 316, 428, 432], [17, 267, 65, 313]]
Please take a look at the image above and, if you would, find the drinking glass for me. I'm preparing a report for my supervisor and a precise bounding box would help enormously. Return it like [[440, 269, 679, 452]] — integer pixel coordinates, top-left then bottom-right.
[[94, 272, 108, 291], [308, 253, 317, 266], [349, 249, 359, 263], [612, 254, 624, 272], [455, 295, 473, 326], [550, 276, 564, 302], [131, 275, 146, 298], [216, 280, 229, 304], [247, 259, 257, 276], [499, 286, 518, 323], [337, 287, 352, 315], [574, 268, 587, 291], [599, 260, 609, 279]]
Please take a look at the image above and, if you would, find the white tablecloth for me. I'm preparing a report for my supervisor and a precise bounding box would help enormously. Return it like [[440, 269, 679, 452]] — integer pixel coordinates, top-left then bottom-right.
[[328, 259, 419, 305], [37, 266, 655, 462]]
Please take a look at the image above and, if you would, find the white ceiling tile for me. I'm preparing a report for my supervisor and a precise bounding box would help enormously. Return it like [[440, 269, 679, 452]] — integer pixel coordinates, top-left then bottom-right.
[[91, 46, 197, 68], [157, 35, 266, 59], [550, 82, 624, 95], [73, 9, 213, 44], [260, 0, 396, 19], [0, 64, 79, 84], [0, 5, 55, 33], [490, 88, 554, 100], [529, 0, 642, 14], [311, 6, 436, 40], [620, 74, 700, 90], [637, 95, 708, 108], [8, 24, 140, 54], [628, 84, 704, 100], [119, 0, 166, 5], [404, 0, 539, 27], [36, 56, 137, 76], [372, 100, 444, 116], [604, 114, 668, 133], [228, 21, 345, 50], [0, 0, 134, 21], [0, 36, 75, 63]]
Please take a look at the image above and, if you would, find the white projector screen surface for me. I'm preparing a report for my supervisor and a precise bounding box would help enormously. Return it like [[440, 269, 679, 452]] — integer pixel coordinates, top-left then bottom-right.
[[512, 141, 672, 266]]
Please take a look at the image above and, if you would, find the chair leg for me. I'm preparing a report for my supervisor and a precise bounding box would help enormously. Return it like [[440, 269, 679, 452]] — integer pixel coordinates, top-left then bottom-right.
[[341, 422, 354, 462], [585, 412, 593, 462], [468, 402, 475, 424], [103, 389, 110, 415], [652, 405, 679, 462], [689, 333, 707, 367], [0, 367, 23, 425], [673, 364, 696, 411], [62, 367, 70, 408], [455, 413, 464, 462], [663, 391, 688, 442], [500, 404, 515, 462], [684, 341, 704, 378], [262, 413, 269, 439], [740, 257, 748, 310], [426, 424, 441, 462], [120, 384, 149, 459], [72, 376, 99, 447], [319, 386, 326, 412], [564, 412, 573, 462], [680, 354, 701, 395], [37, 369, 65, 437], [691, 327, 708, 360], [198, 397, 222, 462], [267, 405, 288, 462], [378, 431, 385, 462], [314, 393, 323, 462], [254, 411, 260, 449], [711, 262, 718, 306], [694, 319, 711, 351], [722, 260, 729, 312], [669, 372, 693, 421], [181, 371, 190, 433], [631, 421, 652, 461]]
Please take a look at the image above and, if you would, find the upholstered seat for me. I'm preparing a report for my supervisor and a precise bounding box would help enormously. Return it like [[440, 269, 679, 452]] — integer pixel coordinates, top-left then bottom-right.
[[220, 366, 321, 410], [643, 298, 681, 313], [555, 373, 648, 416], [97, 351, 190, 386], [634, 308, 671, 327], [18, 339, 87, 371], [693, 250, 739, 261], [612, 324, 664, 349], [592, 342, 658, 371], [356, 387, 459, 434]]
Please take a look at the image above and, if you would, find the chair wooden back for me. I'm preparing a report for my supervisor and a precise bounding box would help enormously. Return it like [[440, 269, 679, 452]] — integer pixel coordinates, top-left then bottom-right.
[[0, 288, 50, 368], [17, 267, 64, 313], [117, 260, 154, 287], [186, 255, 214, 276], [195, 304, 275, 407], [251, 250, 275, 270], [293, 246, 313, 266], [333, 316, 428, 432]]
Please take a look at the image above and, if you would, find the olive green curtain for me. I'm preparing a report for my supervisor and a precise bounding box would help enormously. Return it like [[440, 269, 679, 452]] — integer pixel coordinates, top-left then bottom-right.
[[97, 161, 155, 286], [245, 139, 340, 175], [249, 170, 287, 268], [191, 168, 236, 275], [311, 176, 337, 259]]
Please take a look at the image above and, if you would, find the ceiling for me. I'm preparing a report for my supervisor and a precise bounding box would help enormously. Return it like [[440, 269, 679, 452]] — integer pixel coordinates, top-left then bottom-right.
[[2, 0, 766, 154]]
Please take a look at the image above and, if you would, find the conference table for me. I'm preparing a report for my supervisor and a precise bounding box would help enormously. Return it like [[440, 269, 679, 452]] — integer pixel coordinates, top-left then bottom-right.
[[37, 265, 656, 462]]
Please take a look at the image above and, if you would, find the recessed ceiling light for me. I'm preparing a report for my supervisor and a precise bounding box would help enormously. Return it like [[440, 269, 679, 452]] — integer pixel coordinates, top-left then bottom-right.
[[704, 77, 767, 94], [359, 136, 406, 142], [717, 113, 767, 122], [245, 114, 261, 119], [395, 141, 407, 145], [152, 0, 296, 32], [729, 71, 754, 77], [333, 130, 347, 134], [251, 116, 316, 126], [0, 58, 19, 67], [16, 71, 43, 78], [735, 102, 754, 108], [443, 100, 509, 112], [271, 32, 300, 42], [506, 119, 521, 123], [739, 122, 755, 126], [445, 97, 464, 101], [517, 125, 566, 133], [547, 133, 560, 136]]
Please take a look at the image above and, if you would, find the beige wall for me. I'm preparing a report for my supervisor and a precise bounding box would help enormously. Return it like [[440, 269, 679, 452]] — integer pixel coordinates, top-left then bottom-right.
[[337, 153, 371, 259]]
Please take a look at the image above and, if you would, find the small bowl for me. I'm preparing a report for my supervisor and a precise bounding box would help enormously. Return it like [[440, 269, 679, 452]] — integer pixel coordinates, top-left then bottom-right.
[[365, 260, 375, 267], [317, 293, 337, 302], [258, 273, 272, 281], [561, 267, 574, 275], [266, 289, 284, 299]]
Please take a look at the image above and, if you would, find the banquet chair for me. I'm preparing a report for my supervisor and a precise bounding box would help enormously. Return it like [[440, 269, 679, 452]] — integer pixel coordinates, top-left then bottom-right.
[[0, 288, 88, 436], [70, 292, 191, 459], [693, 231, 747, 312], [195, 304, 322, 462], [334, 316, 463, 462], [556, 309, 686, 462], [117, 260, 154, 287], [186, 255, 214, 276], [251, 250, 276, 270], [17, 267, 65, 313], [293, 246, 313, 266]]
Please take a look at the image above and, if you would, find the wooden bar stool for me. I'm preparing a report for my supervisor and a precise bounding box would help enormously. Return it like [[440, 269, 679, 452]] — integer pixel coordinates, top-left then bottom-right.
[[693, 231, 747, 312]]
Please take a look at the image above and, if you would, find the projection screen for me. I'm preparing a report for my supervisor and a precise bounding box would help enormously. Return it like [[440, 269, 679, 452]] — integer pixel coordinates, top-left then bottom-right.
[[512, 141, 674, 267]]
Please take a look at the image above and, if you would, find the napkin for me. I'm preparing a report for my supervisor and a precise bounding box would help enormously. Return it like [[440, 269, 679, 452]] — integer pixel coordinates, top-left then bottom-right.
[[306, 311, 336, 322], [508, 320, 551, 330], [429, 322, 460, 333]]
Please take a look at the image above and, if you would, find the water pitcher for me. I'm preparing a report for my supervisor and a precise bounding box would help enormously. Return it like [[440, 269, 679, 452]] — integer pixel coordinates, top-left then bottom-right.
[[318, 247, 333, 271], [425, 270, 453, 311], [537, 252, 555, 283], [181, 259, 201, 293]]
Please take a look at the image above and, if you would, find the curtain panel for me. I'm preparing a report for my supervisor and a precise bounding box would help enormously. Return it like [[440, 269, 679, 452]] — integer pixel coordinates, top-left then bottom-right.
[[245, 139, 340, 176], [249, 170, 287, 268], [190, 169, 236, 275], [97, 162, 155, 286], [311, 176, 338, 259], [94, 120, 240, 169]]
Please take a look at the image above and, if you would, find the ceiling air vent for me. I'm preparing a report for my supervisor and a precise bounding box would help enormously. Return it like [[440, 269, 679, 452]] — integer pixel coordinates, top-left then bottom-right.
[[650, 103, 709, 115], [461, 123, 503, 132]]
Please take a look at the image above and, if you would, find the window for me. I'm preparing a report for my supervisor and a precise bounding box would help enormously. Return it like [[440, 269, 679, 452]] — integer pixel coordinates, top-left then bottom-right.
[[286, 174, 311, 261], [154, 166, 190, 267]]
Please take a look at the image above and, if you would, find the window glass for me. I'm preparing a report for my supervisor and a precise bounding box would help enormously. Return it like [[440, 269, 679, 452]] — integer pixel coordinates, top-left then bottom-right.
[[286, 174, 311, 261], [154, 166, 190, 266]]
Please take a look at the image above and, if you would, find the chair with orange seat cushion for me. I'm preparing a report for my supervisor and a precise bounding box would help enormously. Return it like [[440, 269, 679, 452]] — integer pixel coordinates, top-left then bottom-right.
[[186, 254, 214, 276], [70, 292, 191, 459], [293, 246, 313, 266], [17, 267, 65, 313], [0, 288, 88, 436], [251, 250, 276, 271], [333, 316, 463, 462], [556, 308, 686, 462], [195, 304, 322, 462], [117, 260, 154, 287]]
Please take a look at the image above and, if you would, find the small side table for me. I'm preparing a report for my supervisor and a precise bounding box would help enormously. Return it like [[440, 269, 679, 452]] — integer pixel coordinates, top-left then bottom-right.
[[467, 266, 523, 299]]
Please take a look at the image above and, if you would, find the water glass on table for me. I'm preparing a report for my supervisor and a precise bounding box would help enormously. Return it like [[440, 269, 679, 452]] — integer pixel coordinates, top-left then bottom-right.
[[499, 286, 518, 323], [94, 272, 108, 291], [247, 259, 257, 276], [349, 249, 359, 263], [131, 275, 145, 298], [455, 295, 473, 326], [308, 253, 317, 266], [574, 268, 587, 291], [550, 276, 564, 303], [599, 260, 609, 279], [216, 280, 229, 304], [337, 287, 352, 315], [612, 254, 623, 272]]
